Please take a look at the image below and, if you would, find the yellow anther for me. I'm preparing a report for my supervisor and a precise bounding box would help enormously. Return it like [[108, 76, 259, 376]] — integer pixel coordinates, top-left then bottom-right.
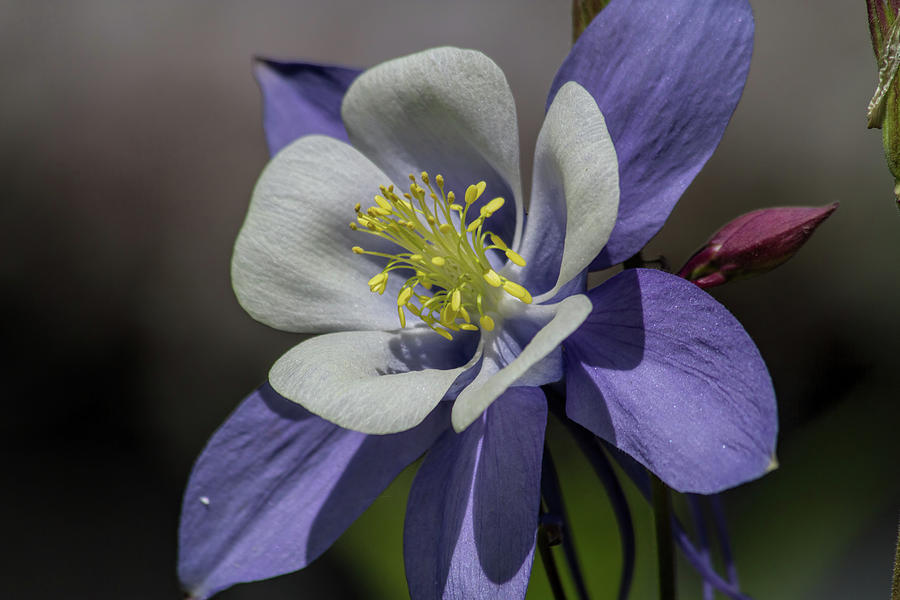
[[439, 223, 453, 233], [370, 206, 392, 216], [409, 254, 423, 261], [465, 181, 487, 204], [450, 289, 461, 311], [450, 203, 463, 212], [489, 233, 508, 250], [458, 305, 470, 323], [481, 197, 505, 217], [460, 323, 479, 331], [349, 223, 358, 230], [374, 195, 391, 210], [435, 174, 444, 187], [398, 287, 413, 306], [431, 256, 446, 266], [505, 249, 526, 267], [354, 202, 362, 212], [397, 306, 406, 328], [447, 191, 455, 202], [420, 171, 429, 184], [368, 273, 387, 287], [440, 303, 458, 326], [434, 328, 454, 341], [427, 215, 436, 224], [502, 280, 532, 304], [466, 218, 484, 233], [479, 315, 495, 331], [483, 269, 502, 287], [352, 246, 365, 254]]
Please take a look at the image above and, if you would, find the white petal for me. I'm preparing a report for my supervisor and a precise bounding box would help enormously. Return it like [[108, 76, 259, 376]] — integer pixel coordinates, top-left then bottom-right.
[[342, 47, 524, 248], [450, 294, 593, 432], [232, 135, 405, 333], [510, 82, 619, 302], [270, 327, 482, 434]]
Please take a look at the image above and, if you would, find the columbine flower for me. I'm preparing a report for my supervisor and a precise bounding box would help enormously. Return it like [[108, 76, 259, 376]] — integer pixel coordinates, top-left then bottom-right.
[[179, 1, 776, 599]]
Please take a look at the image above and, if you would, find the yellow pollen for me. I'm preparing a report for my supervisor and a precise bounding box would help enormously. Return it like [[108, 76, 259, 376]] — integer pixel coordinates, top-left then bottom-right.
[[349, 174, 533, 340]]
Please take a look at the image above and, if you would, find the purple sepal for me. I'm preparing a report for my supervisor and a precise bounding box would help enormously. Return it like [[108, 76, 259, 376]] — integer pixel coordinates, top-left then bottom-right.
[[178, 384, 449, 600], [677, 203, 838, 288], [404, 387, 546, 600], [550, 0, 754, 268], [564, 269, 777, 494], [253, 59, 361, 156]]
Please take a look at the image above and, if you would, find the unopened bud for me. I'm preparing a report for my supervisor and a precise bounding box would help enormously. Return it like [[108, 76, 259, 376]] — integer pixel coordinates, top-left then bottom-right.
[[676, 204, 838, 289]]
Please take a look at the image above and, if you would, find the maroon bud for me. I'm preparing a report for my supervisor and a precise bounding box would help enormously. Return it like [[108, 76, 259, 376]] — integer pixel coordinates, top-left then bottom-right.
[[677, 203, 838, 289]]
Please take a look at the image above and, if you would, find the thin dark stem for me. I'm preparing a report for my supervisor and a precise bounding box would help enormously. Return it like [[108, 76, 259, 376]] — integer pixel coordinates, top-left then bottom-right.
[[686, 495, 713, 600], [544, 386, 635, 600], [651, 473, 677, 600], [538, 506, 568, 600], [709, 494, 740, 585], [542, 447, 591, 600]]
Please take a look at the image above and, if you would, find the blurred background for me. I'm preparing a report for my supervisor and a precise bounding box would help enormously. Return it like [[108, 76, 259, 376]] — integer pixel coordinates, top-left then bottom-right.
[[1, 0, 897, 598]]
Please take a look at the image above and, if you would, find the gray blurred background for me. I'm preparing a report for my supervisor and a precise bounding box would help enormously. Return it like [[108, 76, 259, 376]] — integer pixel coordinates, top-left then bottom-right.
[[1, 1, 898, 598]]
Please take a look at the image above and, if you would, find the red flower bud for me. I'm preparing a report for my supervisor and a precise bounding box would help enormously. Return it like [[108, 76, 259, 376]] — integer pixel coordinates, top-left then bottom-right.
[[677, 203, 838, 289]]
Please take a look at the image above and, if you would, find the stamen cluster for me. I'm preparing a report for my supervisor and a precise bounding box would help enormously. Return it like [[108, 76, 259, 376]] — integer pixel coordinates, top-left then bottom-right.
[[350, 171, 532, 340]]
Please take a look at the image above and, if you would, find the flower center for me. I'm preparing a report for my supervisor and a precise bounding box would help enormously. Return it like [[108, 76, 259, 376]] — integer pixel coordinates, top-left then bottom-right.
[[350, 171, 532, 340]]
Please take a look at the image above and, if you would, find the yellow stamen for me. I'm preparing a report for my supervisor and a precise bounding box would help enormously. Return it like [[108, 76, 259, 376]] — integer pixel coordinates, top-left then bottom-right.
[[505, 249, 526, 266], [450, 289, 461, 311], [481, 197, 505, 217], [483, 269, 502, 287], [349, 174, 533, 339], [502, 280, 533, 304], [489, 233, 507, 250]]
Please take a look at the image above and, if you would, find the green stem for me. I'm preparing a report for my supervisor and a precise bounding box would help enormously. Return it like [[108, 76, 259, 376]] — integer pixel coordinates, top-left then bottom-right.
[[538, 513, 568, 600], [651, 472, 677, 600], [892, 518, 900, 600]]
